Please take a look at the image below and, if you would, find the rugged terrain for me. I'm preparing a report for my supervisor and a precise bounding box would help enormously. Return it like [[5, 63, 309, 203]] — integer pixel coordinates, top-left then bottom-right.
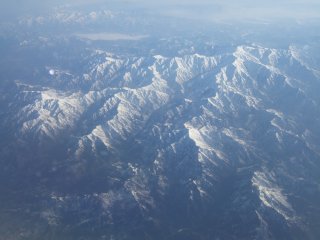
[[0, 8, 320, 240]]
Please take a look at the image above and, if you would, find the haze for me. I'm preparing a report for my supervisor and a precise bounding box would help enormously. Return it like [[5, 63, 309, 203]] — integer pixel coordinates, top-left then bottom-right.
[[2, 0, 320, 22]]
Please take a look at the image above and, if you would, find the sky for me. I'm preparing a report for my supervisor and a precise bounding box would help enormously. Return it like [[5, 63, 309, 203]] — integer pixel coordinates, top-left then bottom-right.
[[1, 0, 320, 21]]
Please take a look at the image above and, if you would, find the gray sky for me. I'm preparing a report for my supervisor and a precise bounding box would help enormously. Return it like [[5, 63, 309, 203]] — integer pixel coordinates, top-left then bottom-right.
[[1, 0, 320, 21]]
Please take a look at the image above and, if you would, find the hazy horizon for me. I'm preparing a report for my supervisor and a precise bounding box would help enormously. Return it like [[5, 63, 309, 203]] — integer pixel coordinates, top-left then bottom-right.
[[2, 0, 320, 22]]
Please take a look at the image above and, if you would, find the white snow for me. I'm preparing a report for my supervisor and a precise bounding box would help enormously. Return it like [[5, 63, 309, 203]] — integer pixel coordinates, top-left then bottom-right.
[[252, 171, 295, 221]]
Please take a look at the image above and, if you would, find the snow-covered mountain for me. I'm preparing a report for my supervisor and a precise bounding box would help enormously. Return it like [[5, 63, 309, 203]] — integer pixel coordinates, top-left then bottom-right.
[[0, 7, 320, 240]]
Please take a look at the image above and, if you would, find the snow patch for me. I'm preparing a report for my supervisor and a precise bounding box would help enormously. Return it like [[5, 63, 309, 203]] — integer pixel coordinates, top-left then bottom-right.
[[252, 171, 295, 221]]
